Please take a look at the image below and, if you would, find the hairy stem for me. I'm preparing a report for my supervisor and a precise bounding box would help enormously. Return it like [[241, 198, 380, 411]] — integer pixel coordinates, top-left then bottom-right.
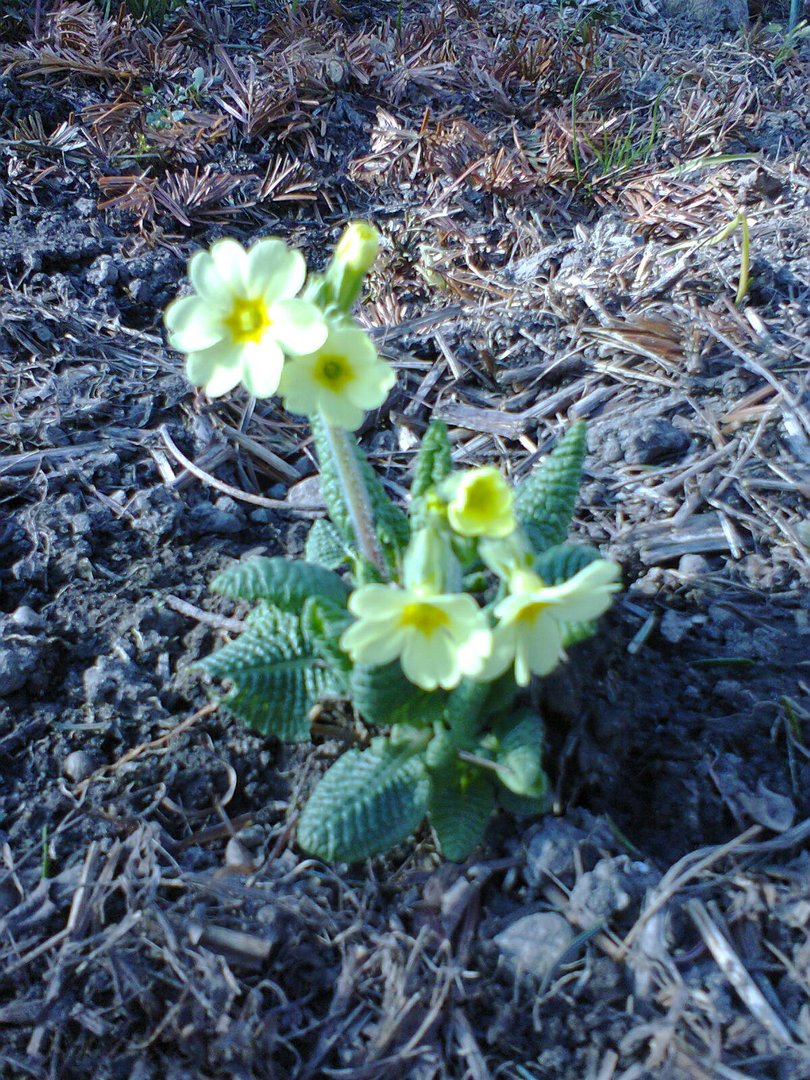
[[319, 417, 387, 576]]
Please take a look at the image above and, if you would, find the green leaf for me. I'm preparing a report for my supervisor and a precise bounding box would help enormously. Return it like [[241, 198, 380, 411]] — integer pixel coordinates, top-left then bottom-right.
[[311, 416, 409, 567], [411, 420, 452, 501], [297, 737, 430, 862], [445, 678, 492, 742], [197, 604, 344, 741], [497, 787, 548, 819], [350, 661, 448, 728], [305, 519, 351, 570], [514, 421, 587, 554], [428, 762, 495, 862], [534, 544, 602, 647], [301, 595, 353, 672], [534, 542, 601, 585], [211, 556, 348, 611], [488, 710, 548, 798]]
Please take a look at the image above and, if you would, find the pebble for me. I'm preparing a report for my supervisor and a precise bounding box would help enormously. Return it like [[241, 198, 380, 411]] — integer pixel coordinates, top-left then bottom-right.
[[188, 501, 244, 536], [0, 639, 44, 696], [63, 750, 95, 783], [225, 837, 256, 870], [494, 912, 575, 981], [568, 856, 657, 925], [677, 553, 709, 577], [659, 609, 693, 645], [523, 818, 584, 886], [621, 418, 690, 466], [10, 606, 45, 631], [86, 254, 119, 287], [286, 475, 325, 508]]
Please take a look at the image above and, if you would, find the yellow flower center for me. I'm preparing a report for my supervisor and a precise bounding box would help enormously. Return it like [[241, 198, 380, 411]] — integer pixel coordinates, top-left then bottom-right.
[[461, 478, 494, 515], [399, 602, 450, 637], [514, 601, 548, 626], [314, 353, 353, 391], [225, 298, 271, 345]]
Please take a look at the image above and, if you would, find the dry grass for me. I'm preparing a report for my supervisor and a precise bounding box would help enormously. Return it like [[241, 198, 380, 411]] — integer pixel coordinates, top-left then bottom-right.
[[1, 1, 809, 1076]]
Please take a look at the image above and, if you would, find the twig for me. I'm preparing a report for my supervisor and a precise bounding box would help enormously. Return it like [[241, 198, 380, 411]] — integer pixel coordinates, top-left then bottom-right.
[[159, 426, 323, 511], [164, 594, 246, 634], [687, 900, 795, 1048], [74, 702, 218, 796]]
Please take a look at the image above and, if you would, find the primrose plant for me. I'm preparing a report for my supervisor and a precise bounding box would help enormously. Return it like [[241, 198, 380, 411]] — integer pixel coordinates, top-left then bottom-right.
[[164, 224, 621, 863]]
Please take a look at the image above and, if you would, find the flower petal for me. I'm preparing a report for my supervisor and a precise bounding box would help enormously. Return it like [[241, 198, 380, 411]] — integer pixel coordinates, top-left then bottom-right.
[[348, 584, 408, 618], [249, 239, 306, 301], [521, 614, 562, 680], [456, 626, 494, 677], [401, 631, 459, 691], [340, 621, 404, 667], [327, 326, 378, 364], [270, 299, 328, 355], [241, 338, 285, 398], [209, 238, 248, 297], [475, 624, 517, 683], [541, 560, 621, 622], [317, 391, 365, 431], [202, 355, 244, 398], [185, 339, 237, 386], [188, 250, 232, 307], [348, 363, 396, 408], [164, 295, 225, 352]]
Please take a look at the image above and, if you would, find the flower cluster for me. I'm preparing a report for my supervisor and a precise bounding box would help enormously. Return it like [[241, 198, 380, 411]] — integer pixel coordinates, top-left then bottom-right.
[[340, 464, 620, 691], [164, 225, 393, 431], [165, 226, 620, 696]]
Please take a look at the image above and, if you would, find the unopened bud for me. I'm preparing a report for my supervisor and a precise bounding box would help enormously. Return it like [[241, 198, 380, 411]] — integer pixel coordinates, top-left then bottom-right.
[[335, 222, 380, 272]]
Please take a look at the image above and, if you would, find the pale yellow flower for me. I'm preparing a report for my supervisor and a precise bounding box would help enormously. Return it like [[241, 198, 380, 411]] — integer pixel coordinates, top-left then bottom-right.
[[334, 222, 380, 273], [340, 584, 492, 691], [164, 237, 327, 398], [480, 560, 621, 686], [278, 324, 395, 430], [446, 467, 516, 539]]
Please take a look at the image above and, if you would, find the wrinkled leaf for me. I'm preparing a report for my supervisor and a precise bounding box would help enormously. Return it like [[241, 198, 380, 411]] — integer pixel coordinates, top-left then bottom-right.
[[350, 661, 448, 729], [198, 604, 345, 741], [514, 422, 586, 554], [428, 762, 495, 862], [212, 556, 348, 611], [297, 738, 430, 862], [305, 519, 352, 570]]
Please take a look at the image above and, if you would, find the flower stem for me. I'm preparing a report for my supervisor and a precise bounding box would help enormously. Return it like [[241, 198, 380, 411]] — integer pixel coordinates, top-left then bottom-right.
[[319, 417, 387, 577]]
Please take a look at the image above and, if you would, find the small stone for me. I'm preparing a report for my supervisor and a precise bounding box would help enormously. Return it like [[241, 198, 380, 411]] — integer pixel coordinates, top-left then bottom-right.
[[286, 475, 325, 508], [225, 837, 256, 870], [524, 819, 584, 886], [398, 426, 420, 452], [568, 856, 657, 925], [677, 554, 709, 577], [621, 418, 690, 466], [0, 639, 44, 696], [659, 609, 693, 645], [10, 606, 45, 631], [63, 750, 95, 783], [86, 254, 119, 287], [188, 501, 243, 536], [494, 913, 575, 981]]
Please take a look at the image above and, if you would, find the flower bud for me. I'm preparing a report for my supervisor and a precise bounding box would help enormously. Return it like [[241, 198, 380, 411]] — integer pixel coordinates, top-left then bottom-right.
[[403, 525, 462, 596], [479, 531, 535, 584], [442, 467, 516, 539], [335, 222, 380, 273], [324, 222, 381, 312]]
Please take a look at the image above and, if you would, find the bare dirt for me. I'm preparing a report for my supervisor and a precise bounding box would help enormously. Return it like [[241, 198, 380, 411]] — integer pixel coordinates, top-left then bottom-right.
[[1, 1, 809, 1077]]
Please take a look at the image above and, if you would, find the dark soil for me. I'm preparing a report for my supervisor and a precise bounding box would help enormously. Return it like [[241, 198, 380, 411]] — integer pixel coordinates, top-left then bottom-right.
[[1, 1, 809, 1077]]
